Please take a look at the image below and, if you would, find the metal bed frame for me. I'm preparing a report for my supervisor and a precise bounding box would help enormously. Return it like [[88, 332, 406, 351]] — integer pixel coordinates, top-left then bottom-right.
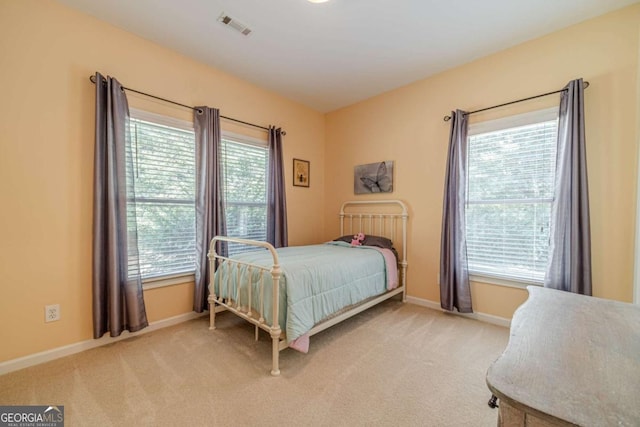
[[207, 200, 408, 375]]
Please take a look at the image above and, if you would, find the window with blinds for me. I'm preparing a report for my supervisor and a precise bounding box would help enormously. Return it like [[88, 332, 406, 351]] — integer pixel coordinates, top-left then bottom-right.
[[221, 134, 268, 256], [125, 111, 269, 278], [466, 108, 558, 283], [128, 111, 196, 279]]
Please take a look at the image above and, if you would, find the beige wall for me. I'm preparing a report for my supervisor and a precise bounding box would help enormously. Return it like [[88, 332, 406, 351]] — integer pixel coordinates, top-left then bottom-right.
[[325, 5, 640, 318], [0, 0, 325, 362]]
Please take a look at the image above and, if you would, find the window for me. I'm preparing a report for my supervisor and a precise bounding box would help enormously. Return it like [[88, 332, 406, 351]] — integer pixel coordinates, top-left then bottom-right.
[[126, 111, 269, 279], [128, 110, 196, 280], [466, 108, 558, 284], [221, 133, 269, 256]]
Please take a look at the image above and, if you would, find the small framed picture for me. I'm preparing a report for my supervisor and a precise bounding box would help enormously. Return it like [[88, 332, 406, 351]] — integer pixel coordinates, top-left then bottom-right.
[[293, 158, 310, 187]]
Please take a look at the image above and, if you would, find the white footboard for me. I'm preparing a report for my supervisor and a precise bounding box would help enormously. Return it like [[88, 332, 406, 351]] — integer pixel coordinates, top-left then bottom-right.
[[207, 237, 283, 376], [208, 200, 409, 376]]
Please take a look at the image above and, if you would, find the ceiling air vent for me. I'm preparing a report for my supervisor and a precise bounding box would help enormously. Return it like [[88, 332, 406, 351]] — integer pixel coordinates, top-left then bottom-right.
[[217, 13, 252, 36]]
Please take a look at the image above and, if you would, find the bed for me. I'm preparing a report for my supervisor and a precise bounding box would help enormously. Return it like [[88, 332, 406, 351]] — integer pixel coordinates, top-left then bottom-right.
[[207, 200, 408, 375]]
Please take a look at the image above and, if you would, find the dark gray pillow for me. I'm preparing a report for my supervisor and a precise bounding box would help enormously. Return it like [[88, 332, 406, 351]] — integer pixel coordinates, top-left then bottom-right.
[[333, 235, 355, 244], [333, 234, 394, 249], [332, 234, 399, 262], [362, 235, 393, 249]]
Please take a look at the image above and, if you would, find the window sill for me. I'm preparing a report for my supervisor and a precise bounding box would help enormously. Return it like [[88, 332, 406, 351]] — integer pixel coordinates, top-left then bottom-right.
[[469, 273, 543, 290], [142, 272, 195, 290]]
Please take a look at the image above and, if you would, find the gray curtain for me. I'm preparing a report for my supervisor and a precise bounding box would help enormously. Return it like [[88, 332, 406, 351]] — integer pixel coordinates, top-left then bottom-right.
[[544, 79, 592, 295], [92, 72, 148, 338], [440, 110, 473, 313], [194, 107, 227, 312], [267, 127, 288, 248]]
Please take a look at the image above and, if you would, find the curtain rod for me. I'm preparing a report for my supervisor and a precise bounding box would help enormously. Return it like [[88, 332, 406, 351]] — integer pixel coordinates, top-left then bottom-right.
[[89, 75, 285, 135], [443, 81, 590, 122]]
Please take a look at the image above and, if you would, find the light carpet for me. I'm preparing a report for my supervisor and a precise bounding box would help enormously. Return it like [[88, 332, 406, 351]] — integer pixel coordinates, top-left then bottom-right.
[[0, 300, 509, 426]]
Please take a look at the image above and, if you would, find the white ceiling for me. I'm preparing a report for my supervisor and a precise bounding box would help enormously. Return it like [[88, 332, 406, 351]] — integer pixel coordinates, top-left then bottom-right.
[[58, 0, 637, 112]]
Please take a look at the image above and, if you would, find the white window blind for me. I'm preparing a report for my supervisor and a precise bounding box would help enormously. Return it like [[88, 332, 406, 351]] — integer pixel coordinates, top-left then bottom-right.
[[128, 112, 196, 279], [221, 134, 268, 256], [466, 109, 558, 283]]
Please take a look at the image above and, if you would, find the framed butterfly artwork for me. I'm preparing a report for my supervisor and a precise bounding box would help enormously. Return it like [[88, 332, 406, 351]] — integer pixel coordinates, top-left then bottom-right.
[[293, 158, 310, 187], [354, 161, 394, 194]]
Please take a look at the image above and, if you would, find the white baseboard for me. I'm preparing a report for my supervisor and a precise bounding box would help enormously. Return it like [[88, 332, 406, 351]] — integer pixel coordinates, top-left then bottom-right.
[[0, 311, 207, 376], [406, 296, 511, 328], [1, 300, 509, 376]]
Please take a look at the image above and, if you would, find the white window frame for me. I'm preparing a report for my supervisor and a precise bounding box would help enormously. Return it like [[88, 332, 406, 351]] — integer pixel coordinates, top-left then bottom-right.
[[467, 107, 559, 289], [223, 130, 268, 149], [129, 109, 196, 289], [125, 113, 269, 288], [221, 131, 269, 256], [130, 109, 194, 133]]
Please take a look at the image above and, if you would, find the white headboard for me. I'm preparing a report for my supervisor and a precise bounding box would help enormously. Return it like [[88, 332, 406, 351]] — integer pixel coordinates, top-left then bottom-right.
[[339, 200, 408, 293]]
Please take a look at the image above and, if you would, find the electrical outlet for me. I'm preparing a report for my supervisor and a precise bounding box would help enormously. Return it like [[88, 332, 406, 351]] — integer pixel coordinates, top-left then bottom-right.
[[45, 304, 60, 322]]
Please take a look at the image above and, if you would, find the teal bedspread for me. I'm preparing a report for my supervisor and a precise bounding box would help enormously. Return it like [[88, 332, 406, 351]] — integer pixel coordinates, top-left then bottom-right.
[[211, 241, 388, 343]]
